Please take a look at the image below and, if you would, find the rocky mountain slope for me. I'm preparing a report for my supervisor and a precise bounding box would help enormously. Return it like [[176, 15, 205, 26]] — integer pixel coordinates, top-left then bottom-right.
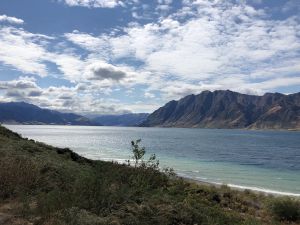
[[141, 90, 300, 130]]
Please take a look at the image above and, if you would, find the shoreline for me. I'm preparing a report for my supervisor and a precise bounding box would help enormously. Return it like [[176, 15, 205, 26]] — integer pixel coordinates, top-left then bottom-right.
[[100, 156, 300, 198], [4, 123, 300, 131], [94, 157, 300, 198], [97, 158, 300, 198], [182, 176, 300, 198]]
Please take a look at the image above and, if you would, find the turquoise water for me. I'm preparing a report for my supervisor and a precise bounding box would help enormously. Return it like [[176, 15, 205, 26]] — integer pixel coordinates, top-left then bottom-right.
[[5, 125, 300, 196]]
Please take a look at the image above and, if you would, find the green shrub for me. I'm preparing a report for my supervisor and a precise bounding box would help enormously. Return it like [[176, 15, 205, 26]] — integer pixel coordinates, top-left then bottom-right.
[[269, 197, 300, 222], [0, 156, 39, 199]]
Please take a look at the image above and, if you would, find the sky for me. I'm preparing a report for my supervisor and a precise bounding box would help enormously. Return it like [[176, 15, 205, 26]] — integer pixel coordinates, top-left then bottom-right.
[[0, 0, 299, 114]]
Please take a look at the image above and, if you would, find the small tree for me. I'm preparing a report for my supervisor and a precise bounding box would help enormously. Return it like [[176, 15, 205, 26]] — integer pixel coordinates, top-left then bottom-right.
[[131, 139, 146, 167], [130, 139, 160, 170]]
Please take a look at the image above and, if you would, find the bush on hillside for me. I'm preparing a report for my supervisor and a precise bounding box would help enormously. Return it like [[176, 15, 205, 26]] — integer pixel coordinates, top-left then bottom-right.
[[268, 197, 300, 222], [0, 156, 39, 199]]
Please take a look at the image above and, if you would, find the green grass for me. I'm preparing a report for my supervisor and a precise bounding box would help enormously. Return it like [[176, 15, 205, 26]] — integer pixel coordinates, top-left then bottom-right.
[[0, 125, 299, 225]]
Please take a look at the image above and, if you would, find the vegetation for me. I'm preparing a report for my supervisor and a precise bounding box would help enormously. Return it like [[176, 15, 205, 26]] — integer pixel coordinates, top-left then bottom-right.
[[268, 197, 300, 222], [0, 125, 299, 225]]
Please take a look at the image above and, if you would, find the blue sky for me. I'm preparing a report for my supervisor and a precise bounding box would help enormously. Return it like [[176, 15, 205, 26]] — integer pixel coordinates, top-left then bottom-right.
[[0, 0, 299, 114]]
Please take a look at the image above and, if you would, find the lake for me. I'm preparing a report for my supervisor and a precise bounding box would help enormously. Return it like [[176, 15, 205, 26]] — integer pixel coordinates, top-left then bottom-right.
[[5, 125, 300, 196]]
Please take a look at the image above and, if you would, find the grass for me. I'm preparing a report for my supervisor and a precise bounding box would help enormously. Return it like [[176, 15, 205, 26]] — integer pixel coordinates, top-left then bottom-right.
[[268, 197, 300, 222], [0, 124, 299, 225]]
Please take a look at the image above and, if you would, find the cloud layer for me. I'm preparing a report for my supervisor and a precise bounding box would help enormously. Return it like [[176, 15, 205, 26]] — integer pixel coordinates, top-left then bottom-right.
[[0, 0, 299, 114], [65, 1, 300, 97]]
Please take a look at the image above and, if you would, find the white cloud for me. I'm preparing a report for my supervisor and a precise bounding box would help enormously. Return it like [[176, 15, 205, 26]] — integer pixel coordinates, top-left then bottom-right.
[[244, 77, 300, 91], [0, 76, 43, 100], [144, 91, 155, 99], [0, 76, 38, 90], [61, 0, 122, 8], [156, 0, 172, 12], [156, 4, 171, 12], [0, 15, 24, 24], [158, 0, 172, 4], [64, 31, 108, 52], [49, 53, 86, 81], [0, 27, 51, 76], [120, 102, 160, 113]]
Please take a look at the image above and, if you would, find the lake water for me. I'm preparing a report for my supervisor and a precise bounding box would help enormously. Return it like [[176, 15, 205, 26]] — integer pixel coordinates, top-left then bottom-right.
[[5, 125, 300, 196]]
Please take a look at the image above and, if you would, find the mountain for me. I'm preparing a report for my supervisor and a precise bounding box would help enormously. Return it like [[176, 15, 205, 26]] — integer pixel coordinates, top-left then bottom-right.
[[0, 102, 100, 126], [90, 113, 149, 126], [141, 90, 300, 130]]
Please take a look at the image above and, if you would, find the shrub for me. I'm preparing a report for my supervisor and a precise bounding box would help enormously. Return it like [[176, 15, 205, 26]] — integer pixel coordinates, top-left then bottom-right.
[[269, 197, 300, 222], [129, 139, 160, 170], [0, 156, 39, 199]]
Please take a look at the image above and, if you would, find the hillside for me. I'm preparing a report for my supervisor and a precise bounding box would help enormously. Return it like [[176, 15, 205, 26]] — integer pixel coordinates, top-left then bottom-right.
[[141, 90, 300, 130], [90, 113, 149, 126], [1, 125, 299, 224], [0, 102, 100, 126]]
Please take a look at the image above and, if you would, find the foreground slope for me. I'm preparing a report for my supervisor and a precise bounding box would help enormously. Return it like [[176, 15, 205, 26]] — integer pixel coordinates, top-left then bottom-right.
[[0, 125, 299, 225], [141, 90, 300, 130], [0, 102, 99, 125]]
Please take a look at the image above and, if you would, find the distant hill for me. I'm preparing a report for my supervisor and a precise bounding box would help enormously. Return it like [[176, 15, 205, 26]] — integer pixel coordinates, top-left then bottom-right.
[[0, 102, 100, 126], [90, 113, 149, 126], [141, 90, 300, 130]]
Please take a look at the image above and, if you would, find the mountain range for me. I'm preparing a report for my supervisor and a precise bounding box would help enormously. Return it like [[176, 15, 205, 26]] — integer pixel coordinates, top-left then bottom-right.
[[141, 90, 300, 130], [0, 102, 148, 127], [88, 113, 149, 126], [0, 102, 99, 126], [1, 90, 299, 129]]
